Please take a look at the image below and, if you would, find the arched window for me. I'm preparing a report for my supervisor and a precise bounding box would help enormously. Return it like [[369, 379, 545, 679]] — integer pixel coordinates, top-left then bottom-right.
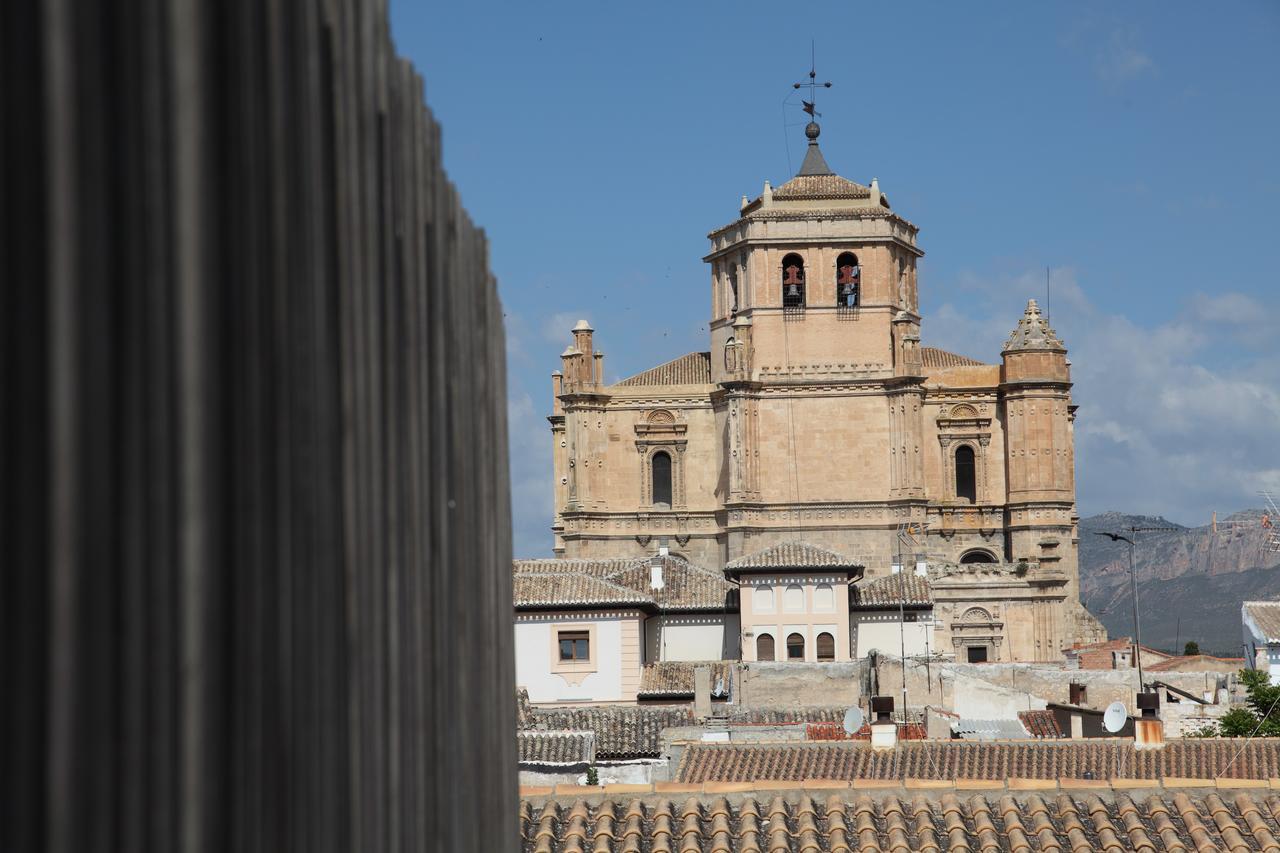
[[783, 584, 804, 612], [756, 633, 775, 661], [836, 252, 860, 307], [955, 445, 976, 503], [814, 584, 834, 612], [816, 632, 836, 661], [728, 268, 739, 315], [753, 584, 775, 613], [786, 632, 806, 661], [781, 253, 805, 308], [651, 451, 672, 506], [960, 549, 997, 564]]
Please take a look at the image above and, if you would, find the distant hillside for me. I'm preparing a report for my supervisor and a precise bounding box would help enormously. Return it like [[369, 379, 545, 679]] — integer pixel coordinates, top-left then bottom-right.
[[1078, 510, 1280, 655]]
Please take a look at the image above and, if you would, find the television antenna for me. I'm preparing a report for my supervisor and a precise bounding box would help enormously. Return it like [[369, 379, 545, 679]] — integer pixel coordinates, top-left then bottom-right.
[[1261, 491, 1280, 553], [1102, 700, 1128, 734]]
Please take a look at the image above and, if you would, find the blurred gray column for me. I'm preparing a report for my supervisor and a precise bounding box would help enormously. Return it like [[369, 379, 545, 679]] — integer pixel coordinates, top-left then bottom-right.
[[0, 0, 516, 850]]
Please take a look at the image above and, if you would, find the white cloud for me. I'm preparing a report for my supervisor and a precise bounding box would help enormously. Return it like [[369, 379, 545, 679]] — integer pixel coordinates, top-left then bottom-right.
[[541, 311, 590, 345], [506, 389, 555, 556], [928, 269, 1280, 525]]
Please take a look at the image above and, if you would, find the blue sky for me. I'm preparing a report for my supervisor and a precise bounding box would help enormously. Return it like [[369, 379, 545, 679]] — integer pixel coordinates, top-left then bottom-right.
[[390, 1, 1280, 557]]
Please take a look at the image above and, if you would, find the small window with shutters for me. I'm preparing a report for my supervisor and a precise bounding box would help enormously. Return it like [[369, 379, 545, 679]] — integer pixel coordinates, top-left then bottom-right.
[[816, 632, 836, 661], [756, 633, 775, 661]]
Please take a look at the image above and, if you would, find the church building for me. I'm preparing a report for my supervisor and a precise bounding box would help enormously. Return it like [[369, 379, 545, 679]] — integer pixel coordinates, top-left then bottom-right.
[[538, 115, 1105, 666]]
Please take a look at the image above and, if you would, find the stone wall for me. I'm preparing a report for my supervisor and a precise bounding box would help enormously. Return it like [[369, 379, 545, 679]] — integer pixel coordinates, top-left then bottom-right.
[[1, 2, 514, 851], [736, 661, 867, 708]]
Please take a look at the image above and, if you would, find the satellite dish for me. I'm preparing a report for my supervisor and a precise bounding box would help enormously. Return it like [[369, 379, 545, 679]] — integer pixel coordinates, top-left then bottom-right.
[[842, 706, 864, 735], [1103, 701, 1128, 733]]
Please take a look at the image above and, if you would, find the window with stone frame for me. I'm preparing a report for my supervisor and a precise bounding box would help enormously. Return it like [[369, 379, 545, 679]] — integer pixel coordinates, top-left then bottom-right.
[[651, 450, 673, 506], [954, 444, 977, 503], [786, 632, 805, 661], [756, 633, 775, 661], [816, 632, 836, 661]]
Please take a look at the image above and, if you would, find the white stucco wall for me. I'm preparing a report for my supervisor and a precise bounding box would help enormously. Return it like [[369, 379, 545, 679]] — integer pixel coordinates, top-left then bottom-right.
[[515, 613, 635, 703], [853, 613, 933, 659], [644, 614, 725, 662]]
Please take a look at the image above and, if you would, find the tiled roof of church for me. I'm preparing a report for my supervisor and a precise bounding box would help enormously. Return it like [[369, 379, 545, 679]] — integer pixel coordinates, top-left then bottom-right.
[[1004, 298, 1066, 352], [921, 346, 987, 368], [637, 661, 732, 699], [772, 172, 872, 200], [725, 541, 863, 572], [518, 789, 1280, 851], [852, 572, 933, 608], [512, 555, 733, 611], [614, 351, 711, 386]]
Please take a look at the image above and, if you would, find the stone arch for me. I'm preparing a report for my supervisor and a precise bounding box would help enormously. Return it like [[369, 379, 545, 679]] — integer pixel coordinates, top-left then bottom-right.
[[949, 403, 978, 419], [961, 607, 993, 623], [960, 548, 998, 564], [647, 409, 675, 426]]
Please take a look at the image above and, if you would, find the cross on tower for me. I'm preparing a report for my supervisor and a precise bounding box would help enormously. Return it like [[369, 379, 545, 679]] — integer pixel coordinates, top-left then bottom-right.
[[792, 50, 832, 119]]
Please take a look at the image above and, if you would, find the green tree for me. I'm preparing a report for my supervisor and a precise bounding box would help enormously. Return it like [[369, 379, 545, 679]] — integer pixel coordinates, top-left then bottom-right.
[[1211, 669, 1280, 738], [1184, 641, 1200, 656]]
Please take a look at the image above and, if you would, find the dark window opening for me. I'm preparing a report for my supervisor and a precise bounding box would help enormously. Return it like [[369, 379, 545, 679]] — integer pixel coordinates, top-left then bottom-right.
[[955, 445, 977, 503], [757, 634, 775, 661], [816, 632, 835, 661], [960, 550, 996, 564], [786, 632, 805, 661], [967, 645, 988, 664], [836, 252, 860, 307], [559, 631, 590, 661], [651, 451, 672, 506], [781, 253, 805, 309], [1069, 682, 1087, 705]]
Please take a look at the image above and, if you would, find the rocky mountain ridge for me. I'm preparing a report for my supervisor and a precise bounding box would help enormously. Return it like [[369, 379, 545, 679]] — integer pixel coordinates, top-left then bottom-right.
[[1078, 509, 1280, 655]]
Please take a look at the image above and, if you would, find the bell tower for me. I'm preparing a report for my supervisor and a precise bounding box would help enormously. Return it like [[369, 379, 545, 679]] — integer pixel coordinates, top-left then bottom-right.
[[704, 120, 923, 387], [1000, 300, 1079, 596]]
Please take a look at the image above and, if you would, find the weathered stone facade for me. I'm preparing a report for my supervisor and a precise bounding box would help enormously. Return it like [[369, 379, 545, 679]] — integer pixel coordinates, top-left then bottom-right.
[[547, 122, 1105, 661]]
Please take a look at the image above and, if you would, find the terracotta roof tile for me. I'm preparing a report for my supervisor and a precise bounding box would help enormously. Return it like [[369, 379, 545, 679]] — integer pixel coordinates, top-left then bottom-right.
[[853, 572, 932, 607], [674, 739, 1280, 783], [772, 173, 872, 200], [921, 346, 987, 368], [517, 730, 595, 766], [1019, 710, 1067, 739], [1245, 601, 1280, 643], [725, 541, 863, 572], [724, 707, 848, 725], [518, 791, 1280, 851], [512, 555, 733, 611], [1147, 654, 1245, 672], [637, 661, 732, 699], [528, 706, 694, 759], [614, 351, 712, 386], [512, 573, 651, 608]]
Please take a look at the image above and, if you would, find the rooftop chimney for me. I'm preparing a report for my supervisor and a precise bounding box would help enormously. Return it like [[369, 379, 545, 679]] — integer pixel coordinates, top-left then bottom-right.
[[1134, 691, 1164, 750], [649, 555, 664, 590], [870, 696, 897, 751]]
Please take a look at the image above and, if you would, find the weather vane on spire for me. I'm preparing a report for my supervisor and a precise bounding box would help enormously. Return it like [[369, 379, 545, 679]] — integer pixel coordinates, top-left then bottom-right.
[[793, 42, 832, 120]]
